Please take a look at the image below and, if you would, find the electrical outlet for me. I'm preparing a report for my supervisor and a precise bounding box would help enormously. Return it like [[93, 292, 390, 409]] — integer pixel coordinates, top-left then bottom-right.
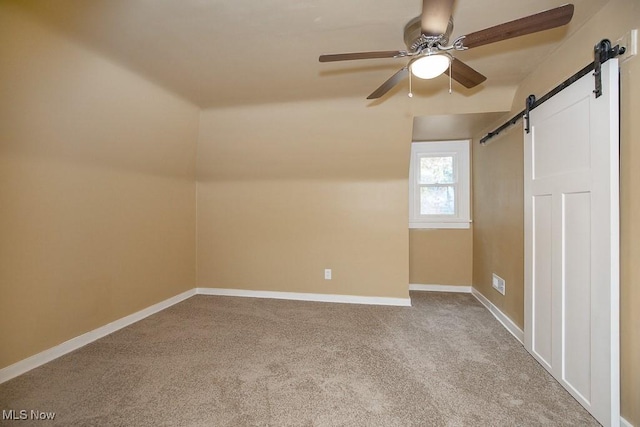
[[324, 269, 332, 280], [492, 273, 506, 295], [616, 29, 638, 63]]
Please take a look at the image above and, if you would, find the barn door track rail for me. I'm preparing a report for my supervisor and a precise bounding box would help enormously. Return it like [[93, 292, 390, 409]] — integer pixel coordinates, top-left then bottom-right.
[[480, 39, 625, 145]]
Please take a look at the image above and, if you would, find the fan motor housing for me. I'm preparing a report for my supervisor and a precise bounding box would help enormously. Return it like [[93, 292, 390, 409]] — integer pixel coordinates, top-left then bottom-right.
[[403, 16, 454, 51]]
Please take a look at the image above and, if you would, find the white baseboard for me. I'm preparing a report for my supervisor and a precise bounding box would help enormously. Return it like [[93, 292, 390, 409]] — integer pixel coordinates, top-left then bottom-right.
[[471, 288, 524, 344], [409, 284, 472, 293], [0, 288, 195, 385], [196, 288, 412, 307], [621, 416, 634, 427]]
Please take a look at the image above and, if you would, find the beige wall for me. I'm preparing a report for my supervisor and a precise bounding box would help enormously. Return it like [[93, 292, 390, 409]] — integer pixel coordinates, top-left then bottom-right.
[[409, 229, 473, 286], [197, 100, 412, 299], [472, 122, 525, 327], [619, 39, 640, 427], [0, 4, 198, 369], [472, 0, 640, 422]]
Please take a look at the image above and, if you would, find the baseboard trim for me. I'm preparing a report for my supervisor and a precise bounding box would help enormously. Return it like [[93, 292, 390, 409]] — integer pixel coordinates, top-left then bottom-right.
[[621, 416, 633, 427], [0, 288, 195, 385], [471, 288, 524, 344], [196, 287, 412, 307], [409, 284, 472, 293]]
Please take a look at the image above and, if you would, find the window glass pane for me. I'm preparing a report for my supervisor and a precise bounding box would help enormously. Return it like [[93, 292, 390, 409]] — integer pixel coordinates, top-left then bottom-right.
[[419, 156, 454, 184], [420, 186, 455, 215]]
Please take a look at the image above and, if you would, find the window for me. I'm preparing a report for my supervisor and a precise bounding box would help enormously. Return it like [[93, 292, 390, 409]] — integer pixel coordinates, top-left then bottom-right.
[[409, 140, 470, 229]]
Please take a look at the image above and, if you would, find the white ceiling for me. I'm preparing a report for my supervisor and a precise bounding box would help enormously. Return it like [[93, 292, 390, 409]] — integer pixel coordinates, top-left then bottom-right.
[[16, 0, 608, 110]]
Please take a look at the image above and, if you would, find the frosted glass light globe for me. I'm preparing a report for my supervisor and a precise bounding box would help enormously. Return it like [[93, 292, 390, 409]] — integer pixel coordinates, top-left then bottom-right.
[[411, 54, 450, 79]]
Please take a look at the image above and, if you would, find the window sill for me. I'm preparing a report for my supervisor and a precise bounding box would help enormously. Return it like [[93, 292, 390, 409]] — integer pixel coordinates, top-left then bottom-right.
[[409, 221, 471, 229]]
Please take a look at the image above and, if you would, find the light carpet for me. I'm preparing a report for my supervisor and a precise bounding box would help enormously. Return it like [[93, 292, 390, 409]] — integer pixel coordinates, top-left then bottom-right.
[[0, 292, 599, 426]]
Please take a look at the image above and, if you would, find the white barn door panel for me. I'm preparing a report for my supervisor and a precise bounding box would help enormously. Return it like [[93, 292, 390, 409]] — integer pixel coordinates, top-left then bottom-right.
[[524, 59, 619, 426]]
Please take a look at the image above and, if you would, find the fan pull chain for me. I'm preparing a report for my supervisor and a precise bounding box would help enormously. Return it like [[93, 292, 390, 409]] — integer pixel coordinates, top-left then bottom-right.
[[448, 60, 452, 94], [408, 68, 413, 98]]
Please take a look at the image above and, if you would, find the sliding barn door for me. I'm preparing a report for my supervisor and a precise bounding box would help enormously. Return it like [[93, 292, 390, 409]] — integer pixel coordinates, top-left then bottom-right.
[[524, 59, 620, 426]]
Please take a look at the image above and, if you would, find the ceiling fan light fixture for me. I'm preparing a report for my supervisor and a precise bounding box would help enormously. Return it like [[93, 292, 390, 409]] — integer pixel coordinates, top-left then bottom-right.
[[410, 54, 450, 79], [319, 4, 574, 99]]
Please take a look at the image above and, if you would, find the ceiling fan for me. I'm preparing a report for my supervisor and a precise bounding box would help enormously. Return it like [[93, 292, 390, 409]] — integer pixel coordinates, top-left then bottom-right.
[[319, 1, 575, 99]]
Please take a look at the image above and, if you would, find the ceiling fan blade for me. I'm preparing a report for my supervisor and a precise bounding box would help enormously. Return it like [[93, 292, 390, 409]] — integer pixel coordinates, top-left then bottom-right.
[[421, 0, 455, 35], [462, 4, 574, 49], [367, 67, 409, 99], [319, 50, 407, 62], [444, 58, 486, 88]]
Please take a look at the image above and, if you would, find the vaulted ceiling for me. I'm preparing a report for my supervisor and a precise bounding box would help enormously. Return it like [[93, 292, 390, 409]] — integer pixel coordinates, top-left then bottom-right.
[[15, 0, 608, 110]]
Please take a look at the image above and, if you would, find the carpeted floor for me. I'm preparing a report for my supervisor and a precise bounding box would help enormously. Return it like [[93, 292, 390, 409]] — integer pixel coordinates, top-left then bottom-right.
[[0, 292, 599, 426]]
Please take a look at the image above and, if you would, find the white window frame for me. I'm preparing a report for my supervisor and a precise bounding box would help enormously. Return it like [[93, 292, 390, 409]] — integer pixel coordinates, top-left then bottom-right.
[[409, 140, 470, 229]]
